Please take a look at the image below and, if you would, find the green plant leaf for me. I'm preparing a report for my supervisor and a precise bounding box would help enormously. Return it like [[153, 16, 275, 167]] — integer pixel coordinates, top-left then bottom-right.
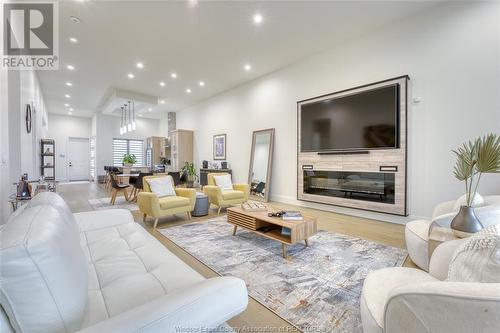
[[476, 133, 500, 173]]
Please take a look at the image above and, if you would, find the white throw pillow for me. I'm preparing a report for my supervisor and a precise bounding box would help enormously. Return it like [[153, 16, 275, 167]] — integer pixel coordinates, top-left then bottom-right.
[[447, 224, 500, 283], [146, 177, 176, 197], [214, 174, 233, 191], [452, 193, 484, 211]]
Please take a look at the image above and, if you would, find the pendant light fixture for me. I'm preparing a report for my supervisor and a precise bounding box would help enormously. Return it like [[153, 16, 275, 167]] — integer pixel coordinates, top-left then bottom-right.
[[119, 100, 137, 135], [123, 104, 128, 134], [131, 101, 136, 130], [127, 102, 132, 132], [119, 106, 124, 135]]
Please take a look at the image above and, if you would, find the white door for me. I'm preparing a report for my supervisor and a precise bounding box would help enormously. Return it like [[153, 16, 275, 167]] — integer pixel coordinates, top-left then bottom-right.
[[68, 138, 90, 181]]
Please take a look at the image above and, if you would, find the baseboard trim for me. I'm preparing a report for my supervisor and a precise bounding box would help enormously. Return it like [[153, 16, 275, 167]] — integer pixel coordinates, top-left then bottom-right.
[[269, 194, 428, 225]]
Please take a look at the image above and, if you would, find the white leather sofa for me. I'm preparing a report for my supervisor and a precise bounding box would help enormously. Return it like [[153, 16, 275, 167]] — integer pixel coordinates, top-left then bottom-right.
[[0, 192, 248, 333], [361, 225, 500, 333], [405, 195, 500, 270]]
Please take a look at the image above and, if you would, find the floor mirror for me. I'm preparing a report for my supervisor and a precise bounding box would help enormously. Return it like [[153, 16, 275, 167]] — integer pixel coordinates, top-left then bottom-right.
[[248, 128, 275, 202]]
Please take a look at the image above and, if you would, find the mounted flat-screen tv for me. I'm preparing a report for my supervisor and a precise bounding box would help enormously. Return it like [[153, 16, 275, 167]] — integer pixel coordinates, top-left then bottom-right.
[[300, 84, 400, 152]]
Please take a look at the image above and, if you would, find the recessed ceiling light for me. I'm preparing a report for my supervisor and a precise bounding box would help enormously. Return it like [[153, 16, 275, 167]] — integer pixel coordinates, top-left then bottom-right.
[[69, 37, 78, 43], [65, 82, 72, 86], [171, 73, 177, 79], [199, 81, 205, 87], [159, 81, 165, 87], [68, 112, 72, 115], [253, 13, 263, 25], [127, 73, 134, 79], [64, 103, 69, 107], [69, 108, 74, 111], [70, 16, 81, 24], [138, 114, 143, 117], [136, 62, 144, 69], [159, 100, 165, 104], [148, 108, 152, 112], [65, 94, 71, 98], [66, 64, 75, 70], [244, 64, 252, 71], [186, 88, 191, 93]]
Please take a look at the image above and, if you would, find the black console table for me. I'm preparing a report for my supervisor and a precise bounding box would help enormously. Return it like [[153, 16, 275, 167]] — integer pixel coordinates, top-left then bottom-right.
[[199, 168, 232, 187]]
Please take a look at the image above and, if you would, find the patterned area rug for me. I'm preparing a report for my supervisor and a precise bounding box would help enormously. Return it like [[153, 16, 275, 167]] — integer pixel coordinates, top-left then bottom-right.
[[88, 197, 138, 211], [160, 217, 407, 333]]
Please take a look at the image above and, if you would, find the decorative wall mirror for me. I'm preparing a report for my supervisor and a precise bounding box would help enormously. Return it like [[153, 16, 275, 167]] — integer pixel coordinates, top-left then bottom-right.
[[248, 128, 275, 202]]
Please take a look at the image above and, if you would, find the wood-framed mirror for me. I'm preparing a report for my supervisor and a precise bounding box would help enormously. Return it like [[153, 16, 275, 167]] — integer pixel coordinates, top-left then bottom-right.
[[248, 128, 275, 202]]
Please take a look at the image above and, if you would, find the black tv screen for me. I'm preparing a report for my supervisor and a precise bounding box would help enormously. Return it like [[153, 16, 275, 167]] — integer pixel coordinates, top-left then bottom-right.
[[300, 84, 399, 152]]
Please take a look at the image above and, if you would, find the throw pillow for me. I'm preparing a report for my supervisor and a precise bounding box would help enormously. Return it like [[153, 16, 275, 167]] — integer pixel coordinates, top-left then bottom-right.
[[447, 224, 500, 283], [214, 174, 233, 191], [146, 177, 176, 197], [452, 193, 484, 211]]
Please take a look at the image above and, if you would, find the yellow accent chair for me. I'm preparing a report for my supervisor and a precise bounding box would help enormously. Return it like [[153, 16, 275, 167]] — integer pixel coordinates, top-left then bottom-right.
[[138, 175, 196, 229], [203, 173, 250, 214]]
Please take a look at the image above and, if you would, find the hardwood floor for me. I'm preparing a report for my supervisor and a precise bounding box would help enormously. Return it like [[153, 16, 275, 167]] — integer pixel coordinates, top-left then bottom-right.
[[58, 181, 416, 331]]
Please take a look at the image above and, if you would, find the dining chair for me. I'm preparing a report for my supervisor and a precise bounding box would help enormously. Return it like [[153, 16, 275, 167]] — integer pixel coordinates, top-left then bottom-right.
[[109, 173, 130, 205]]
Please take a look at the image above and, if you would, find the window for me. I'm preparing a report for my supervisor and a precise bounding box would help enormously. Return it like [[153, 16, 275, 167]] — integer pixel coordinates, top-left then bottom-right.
[[113, 138, 144, 166]]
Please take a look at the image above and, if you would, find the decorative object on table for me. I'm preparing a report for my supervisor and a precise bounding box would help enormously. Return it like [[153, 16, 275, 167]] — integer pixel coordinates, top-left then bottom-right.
[[268, 210, 286, 218], [281, 227, 291, 236], [160, 217, 407, 332], [202, 160, 208, 169], [451, 133, 500, 238], [221, 161, 228, 169], [213, 133, 226, 160], [122, 153, 136, 174], [181, 162, 198, 188], [282, 211, 303, 221], [248, 128, 275, 202], [16, 177, 32, 199], [241, 201, 267, 212], [25, 104, 32, 133], [192, 193, 209, 217]]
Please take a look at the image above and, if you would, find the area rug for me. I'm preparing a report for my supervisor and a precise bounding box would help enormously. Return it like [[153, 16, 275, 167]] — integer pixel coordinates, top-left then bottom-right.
[[159, 216, 407, 333], [88, 197, 138, 211]]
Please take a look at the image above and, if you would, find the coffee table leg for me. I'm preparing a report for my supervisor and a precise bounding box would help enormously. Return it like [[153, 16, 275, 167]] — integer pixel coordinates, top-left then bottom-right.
[[304, 239, 309, 247], [282, 244, 286, 258], [232, 225, 237, 236]]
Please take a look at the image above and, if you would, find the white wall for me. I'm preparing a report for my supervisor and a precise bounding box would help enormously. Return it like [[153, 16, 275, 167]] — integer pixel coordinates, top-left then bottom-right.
[[47, 114, 92, 182], [177, 1, 500, 223], [95, 114, 160, 177], [2, 68, 49, 223]]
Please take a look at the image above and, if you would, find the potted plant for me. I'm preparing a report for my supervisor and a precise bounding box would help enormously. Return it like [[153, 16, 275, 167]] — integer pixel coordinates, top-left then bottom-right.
[[182, 162, 198, 188], [451, 133, 500, 237], [122, 154, 137, 174]]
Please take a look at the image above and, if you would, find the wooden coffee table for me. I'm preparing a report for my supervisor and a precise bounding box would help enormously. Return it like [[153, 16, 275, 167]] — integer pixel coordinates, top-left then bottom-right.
[[227, 206, 317, 258]]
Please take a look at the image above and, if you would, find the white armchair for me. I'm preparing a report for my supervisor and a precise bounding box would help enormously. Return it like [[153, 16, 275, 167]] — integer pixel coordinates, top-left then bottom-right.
[[405, 195, 500, 270], [361, 226, 500, 333]]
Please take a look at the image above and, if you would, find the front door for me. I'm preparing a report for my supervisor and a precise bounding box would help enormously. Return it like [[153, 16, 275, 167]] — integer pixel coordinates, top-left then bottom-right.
[[68, 137, 90, 181]]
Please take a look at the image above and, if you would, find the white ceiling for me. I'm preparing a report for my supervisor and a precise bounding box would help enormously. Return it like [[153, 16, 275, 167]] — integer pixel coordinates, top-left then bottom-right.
[[38, 0, 442, 119]]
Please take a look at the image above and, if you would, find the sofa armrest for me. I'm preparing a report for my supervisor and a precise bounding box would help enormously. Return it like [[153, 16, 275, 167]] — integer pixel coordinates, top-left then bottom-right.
[[77, 277, 248, 333], [432, 200, 456, 219], [175, 188, 197, 209], [385, 281, 500, 333], [203, 186, 222, 206], [137, 192, 161, 217], [233, 183, 250, 199], [74, 209, 134, 232], [428, 239, 466, 280]]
